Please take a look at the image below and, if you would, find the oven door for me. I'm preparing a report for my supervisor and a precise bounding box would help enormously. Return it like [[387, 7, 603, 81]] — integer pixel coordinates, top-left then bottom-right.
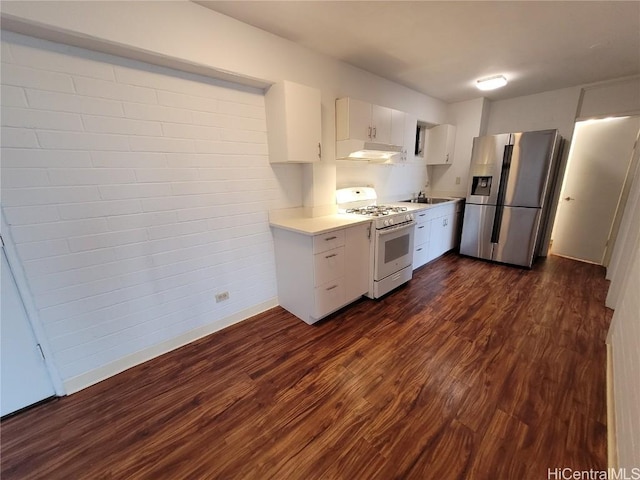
[[374, 222, 415, 281]]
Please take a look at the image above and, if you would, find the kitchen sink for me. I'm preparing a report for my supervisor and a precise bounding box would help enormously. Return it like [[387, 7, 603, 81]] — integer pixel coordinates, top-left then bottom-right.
[[401, 197, 452, 204]]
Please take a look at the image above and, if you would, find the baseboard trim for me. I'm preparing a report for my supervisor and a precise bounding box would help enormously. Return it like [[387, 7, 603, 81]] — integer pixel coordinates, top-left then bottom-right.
[[607, 342, 618, 470], [63, 298, 278, 394]]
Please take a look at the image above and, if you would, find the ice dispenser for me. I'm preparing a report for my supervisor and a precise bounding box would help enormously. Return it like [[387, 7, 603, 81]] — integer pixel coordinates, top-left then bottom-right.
[[471, 176, 492, 196]]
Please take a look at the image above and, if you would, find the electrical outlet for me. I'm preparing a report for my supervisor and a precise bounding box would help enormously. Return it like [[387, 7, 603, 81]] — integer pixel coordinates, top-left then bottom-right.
[[455, 176, 461, 185], [215, 291, 230, 303]]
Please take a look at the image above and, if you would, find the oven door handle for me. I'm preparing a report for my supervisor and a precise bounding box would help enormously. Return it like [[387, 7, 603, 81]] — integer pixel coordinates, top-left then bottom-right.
[[376, 223, 415, 236]]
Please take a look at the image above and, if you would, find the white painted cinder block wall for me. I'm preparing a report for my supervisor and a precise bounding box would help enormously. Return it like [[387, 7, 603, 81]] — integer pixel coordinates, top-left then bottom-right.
[[1, 31, 298, 391]]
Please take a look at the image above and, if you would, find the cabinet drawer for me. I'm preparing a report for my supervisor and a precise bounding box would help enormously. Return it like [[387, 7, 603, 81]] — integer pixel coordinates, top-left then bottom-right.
[[416, 208, 440, 222], [313, 229, 346, 254], [414, 210, 430, 223], [314, 246, 345, 286], [438, 203, 457, 217], [413, 244, 430, 269], [314, 279, 346, 318], [415, 222, 430, 245]]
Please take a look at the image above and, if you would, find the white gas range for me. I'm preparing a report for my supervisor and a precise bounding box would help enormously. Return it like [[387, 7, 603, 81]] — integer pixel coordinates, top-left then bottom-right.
[[336, 187, 416, 298]]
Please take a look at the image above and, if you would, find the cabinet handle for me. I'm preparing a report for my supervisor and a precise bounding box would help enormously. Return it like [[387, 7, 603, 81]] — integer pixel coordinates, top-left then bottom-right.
[[325, 253, 337, 259], [372, 126, 377, 138], [418, 213, 426, 217], [368, 126, 372, 139], [416, 247, 423, 251], [318, 142, 322, 159], [326, 285, 338, 291], [418, 225, 425, 229], [324, 236, 337, 241], [446, 153, 449, 162]]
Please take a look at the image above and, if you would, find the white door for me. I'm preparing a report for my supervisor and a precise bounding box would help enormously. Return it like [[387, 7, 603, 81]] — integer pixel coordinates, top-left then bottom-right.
[[551, 116, 640, 264], [1, 243, 55, 416]]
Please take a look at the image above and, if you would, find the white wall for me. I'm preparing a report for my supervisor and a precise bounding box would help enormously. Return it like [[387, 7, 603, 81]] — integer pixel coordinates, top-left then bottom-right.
[[0, 2, 450, 392], [1, 31, 296, 391], [600, 86, 640, 469], [336, 161, 428, 203], [429, 97, 488, 197], [579, 76, 640, 120], [606, 164, 640, 469], [485, 86, 581, 139]]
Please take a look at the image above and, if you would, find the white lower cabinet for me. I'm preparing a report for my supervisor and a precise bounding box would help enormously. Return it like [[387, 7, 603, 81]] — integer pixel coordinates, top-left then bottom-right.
[[412, 209, 432, 269], [272, 222, 371, 324], [413, 201, 462, 269]]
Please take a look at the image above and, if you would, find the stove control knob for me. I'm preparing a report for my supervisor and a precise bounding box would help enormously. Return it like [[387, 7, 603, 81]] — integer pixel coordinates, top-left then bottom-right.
[[383, 219, 389, 227], [388, 218, 394, 225], [406, 214, 412, 221]]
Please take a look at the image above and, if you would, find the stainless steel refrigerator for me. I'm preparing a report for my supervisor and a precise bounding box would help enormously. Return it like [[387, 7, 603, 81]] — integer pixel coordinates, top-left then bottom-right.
[[460, 129, 562, 268]]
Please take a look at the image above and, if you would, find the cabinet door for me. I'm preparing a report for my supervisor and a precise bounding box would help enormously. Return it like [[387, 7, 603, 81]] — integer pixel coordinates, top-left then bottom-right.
[[344, 222, 371, 301], [391, 109, 405, 147], [442, 213, 456, 252], [427, 216, 445, 261], [371, 104, 392, 144], [346, 97, 373, 141], [286, 82, 322, 162], [404, 114, 419, 161], [428, 213, 456, 259], [426, 124, 456, 165], [444, 125, 456, 164], [266, 81, 322, 163]]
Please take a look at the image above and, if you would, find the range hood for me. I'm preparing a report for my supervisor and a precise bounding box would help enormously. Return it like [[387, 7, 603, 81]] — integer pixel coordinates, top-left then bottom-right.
[[336, 139, 403, 162]]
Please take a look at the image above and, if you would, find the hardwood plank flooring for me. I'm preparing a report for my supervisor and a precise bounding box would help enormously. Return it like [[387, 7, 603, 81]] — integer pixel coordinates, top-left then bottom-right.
[[1, 254, 612, 479]]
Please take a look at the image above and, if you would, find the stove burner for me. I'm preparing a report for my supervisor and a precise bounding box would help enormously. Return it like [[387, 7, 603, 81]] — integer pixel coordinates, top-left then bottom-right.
[[346, 205, 408, 217]]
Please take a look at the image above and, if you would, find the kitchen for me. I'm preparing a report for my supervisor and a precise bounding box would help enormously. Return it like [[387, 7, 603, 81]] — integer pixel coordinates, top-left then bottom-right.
[[1, 1, 639, 478]]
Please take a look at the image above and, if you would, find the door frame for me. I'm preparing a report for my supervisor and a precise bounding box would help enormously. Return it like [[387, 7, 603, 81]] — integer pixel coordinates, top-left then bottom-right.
[[602, 121, 640, 266], [550, 114, 640, 265], [1, 211, 65, 397]]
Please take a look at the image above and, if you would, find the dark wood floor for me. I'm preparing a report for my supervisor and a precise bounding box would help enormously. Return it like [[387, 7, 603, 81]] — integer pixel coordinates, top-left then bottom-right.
[[1, 253, 612, 479]]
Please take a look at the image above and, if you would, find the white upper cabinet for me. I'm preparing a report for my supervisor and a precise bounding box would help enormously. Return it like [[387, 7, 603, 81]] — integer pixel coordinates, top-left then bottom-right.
[[390, 109, 405, 148], [426, 124, 456, 165], [336, 97, 402, 145], [337, 97, 371, 141], [371, 104, 392, 144], [265, 81, 322, 163]]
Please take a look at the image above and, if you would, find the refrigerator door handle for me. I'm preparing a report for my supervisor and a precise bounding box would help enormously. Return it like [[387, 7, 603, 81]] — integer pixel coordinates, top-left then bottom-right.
[[491, 144, 513, 244], [491, 205, 503, 244]]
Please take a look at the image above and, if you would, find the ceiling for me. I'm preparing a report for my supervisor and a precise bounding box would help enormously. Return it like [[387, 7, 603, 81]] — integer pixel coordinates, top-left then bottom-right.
[[195, 1, 640, 103]]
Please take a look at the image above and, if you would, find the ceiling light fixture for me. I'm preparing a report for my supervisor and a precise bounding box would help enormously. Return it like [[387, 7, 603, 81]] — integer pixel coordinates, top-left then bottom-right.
[[476, 75, 508, 91]]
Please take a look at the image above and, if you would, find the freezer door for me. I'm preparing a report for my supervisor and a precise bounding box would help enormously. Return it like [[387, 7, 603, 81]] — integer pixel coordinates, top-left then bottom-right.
[[466, 134, 511, 205], [460, 204, 496, 260], [503, 130, 559, 208], [492, 206, 542, 267]]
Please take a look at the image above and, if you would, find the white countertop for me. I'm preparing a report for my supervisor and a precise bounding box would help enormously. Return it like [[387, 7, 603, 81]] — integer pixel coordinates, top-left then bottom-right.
[[269, 198, 463, 236], [269, 213, 371, 235]]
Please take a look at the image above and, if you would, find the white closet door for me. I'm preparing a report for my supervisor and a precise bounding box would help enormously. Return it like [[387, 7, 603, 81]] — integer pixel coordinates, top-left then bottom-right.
[[1, 246, 55, 417]]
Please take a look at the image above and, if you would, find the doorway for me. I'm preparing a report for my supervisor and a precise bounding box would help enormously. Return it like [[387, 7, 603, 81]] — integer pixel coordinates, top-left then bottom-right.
[[1, 238, 56, 417], [551, 116, 640, 265]]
